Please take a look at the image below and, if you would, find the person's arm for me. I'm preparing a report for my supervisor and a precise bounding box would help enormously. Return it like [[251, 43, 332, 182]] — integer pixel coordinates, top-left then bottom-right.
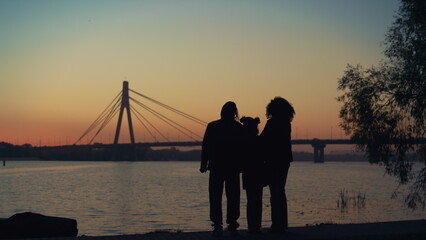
[[200, 124, 211, 173], [259, 119, 273, 163], [260, 119, 272, 139]]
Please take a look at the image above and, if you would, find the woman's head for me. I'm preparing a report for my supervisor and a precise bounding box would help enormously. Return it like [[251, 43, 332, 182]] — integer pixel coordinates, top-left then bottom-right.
[[266, 97, 295, 121], [221, 101, 239, 121]]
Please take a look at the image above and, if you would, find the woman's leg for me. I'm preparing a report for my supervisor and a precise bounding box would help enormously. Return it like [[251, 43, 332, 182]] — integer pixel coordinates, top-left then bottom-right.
[[269, 165, 290, 231]]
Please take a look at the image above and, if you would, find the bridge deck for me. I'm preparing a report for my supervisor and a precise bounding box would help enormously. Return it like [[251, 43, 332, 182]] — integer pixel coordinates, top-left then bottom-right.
[[40, 139, 356, 149]]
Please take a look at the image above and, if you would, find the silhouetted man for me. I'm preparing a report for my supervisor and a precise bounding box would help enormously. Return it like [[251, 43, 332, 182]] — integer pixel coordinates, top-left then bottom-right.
[[200, 101, 244, 236]]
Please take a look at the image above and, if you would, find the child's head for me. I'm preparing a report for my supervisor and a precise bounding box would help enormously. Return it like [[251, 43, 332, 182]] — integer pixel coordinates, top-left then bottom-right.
[[240, 116, 260, 135]]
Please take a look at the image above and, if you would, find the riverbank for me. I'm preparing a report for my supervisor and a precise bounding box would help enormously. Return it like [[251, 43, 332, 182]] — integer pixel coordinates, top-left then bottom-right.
[[15, 219, 426, 240]]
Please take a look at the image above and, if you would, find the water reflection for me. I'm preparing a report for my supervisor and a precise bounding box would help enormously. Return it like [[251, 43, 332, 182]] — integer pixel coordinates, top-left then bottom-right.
[[0, 164, 100, 174], [0, 161, 424, 236]]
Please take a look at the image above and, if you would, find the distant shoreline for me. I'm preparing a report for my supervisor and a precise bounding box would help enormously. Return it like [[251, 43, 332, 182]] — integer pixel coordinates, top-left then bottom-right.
[[0, 152, 369, 162], [1, 141, 421, 162]]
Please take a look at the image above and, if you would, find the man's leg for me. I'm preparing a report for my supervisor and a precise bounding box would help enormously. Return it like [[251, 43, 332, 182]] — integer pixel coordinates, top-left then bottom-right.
[[209, 171, 224, 228], [225, 172, 240, 229]]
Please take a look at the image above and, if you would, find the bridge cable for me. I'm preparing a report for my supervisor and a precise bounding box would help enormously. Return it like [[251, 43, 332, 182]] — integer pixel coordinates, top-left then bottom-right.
[[130, 106, 162, 142], [88, 104, 120, 144], [80, 91, 122, 137], [74, 91, 122, 144], [131, 106, 170, 142], [129, 89, 207, 126], [74, 93, 120, 144], [130, 107, 159, 142], [132, 96, 197, 141], [130, 97, 202, 141], [88, 101, 121, 144], [81, 95, 121, 145], [130, 96, 201, 140]]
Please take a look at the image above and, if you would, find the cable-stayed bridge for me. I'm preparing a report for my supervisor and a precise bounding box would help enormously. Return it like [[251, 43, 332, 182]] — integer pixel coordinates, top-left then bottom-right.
[[74, 81, 207, 146], [31, 81, 356, 162]]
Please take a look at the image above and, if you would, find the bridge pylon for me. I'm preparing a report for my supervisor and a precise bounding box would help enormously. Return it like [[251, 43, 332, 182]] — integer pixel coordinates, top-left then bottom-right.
[[114, 81, 135, 144], [311, 139, 326, 163]]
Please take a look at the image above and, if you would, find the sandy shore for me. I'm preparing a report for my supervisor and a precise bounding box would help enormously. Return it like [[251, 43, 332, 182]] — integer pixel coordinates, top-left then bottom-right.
[[11, 219, 425, 240]]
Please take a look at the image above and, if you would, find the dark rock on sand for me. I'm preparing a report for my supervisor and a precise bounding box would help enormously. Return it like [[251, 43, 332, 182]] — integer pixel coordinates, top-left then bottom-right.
[[0, 212, 78, 239]]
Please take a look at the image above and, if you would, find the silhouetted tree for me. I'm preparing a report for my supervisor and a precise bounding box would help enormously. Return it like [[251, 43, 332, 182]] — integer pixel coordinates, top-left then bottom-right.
[[338, 0, 425, 209]]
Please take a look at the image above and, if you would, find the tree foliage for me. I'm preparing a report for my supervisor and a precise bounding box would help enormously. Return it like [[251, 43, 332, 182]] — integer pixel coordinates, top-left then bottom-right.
[[337, 0, 426, 209]]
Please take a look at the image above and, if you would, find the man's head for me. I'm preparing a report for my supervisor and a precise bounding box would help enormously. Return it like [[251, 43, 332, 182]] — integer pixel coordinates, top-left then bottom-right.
[[221, 101, 239, 121]]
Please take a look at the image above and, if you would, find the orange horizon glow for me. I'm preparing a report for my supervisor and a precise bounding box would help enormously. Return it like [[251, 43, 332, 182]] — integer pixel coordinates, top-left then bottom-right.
[[0, 1, 399, 146]]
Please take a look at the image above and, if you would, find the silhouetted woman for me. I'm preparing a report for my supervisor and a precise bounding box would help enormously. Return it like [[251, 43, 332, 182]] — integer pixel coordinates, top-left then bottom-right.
[[200, 101, 244, 236], [260, 97, 295, 233]]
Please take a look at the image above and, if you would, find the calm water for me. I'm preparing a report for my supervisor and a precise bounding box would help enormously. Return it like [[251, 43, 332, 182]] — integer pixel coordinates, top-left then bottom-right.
[[0, 161, 425, 236]]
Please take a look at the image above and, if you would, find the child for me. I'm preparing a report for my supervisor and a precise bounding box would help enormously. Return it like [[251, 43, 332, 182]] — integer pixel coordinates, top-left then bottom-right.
[[240, 116, 264, 234]]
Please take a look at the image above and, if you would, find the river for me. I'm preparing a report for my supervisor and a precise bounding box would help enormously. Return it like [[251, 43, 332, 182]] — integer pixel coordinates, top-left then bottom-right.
[[0, 161, 424, 236]]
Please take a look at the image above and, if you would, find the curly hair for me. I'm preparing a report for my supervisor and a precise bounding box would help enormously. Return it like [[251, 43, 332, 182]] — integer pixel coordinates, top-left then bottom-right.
[[266, 97, 295, 121]]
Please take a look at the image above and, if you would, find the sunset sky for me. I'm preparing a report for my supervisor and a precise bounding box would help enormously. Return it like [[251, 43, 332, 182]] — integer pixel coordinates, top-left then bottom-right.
[[0, 0, 399, 146]]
